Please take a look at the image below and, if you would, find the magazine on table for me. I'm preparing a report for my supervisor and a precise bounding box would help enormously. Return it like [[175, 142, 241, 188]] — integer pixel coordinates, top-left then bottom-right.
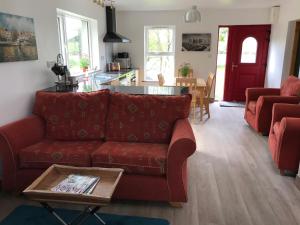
[[51, 174, 100, 194]]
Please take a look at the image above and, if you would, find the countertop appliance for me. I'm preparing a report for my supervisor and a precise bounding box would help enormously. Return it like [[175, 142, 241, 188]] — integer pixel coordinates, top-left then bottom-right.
[[114, 52, 131, 69], [114, 58, 131, 70], [107, 62, 120, 72]]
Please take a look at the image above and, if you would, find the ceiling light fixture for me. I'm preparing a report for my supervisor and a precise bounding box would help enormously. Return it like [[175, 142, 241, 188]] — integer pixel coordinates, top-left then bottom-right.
[[93, 0, 105, 7], [185, 6, 201, 23], [93, 0, 115, 8]]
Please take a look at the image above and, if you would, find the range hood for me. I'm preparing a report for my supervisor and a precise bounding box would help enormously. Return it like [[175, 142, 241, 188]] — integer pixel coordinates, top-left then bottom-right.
[[103, 6, 130, 43]]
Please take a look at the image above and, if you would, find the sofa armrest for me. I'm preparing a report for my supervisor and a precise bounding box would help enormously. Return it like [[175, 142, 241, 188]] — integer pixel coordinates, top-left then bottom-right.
[[246, 88, 280, 103], [254, 96, 300, 134], [276, 117, 300, 172], [257, 96, 300, 116], [167, 119, 196, 201], [272, 103, 300, 124], [0, 115, 45, 191]]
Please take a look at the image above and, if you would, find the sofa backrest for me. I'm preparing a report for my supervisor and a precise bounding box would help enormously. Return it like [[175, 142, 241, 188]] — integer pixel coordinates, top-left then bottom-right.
[[105, 93, 192, 144], [33, 90, 110, 141], [280, 76, 300, 97]]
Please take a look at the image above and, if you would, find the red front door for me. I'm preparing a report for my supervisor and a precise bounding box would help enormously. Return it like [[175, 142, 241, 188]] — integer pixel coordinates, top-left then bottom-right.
[[223, 25, 271, 101]]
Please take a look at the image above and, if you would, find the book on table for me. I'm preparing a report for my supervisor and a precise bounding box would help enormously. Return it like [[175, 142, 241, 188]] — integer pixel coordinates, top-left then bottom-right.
[[51, 174, 100, 194]]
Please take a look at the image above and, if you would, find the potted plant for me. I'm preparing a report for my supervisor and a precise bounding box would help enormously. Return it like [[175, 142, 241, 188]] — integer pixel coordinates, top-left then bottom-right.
[[80, 58, 90, 72], [180, 63, 191, 77]]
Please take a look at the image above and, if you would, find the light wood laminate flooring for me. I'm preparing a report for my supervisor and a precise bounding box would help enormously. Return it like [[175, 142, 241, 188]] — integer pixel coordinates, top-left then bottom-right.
[[1, 103, 300, 225]]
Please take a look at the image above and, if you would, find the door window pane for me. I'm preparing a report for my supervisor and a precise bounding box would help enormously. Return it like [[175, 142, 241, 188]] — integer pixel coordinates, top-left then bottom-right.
[[241, 37, 257, 63]]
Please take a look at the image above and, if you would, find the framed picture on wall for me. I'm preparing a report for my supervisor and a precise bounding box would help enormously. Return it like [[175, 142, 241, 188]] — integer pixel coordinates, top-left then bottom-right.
[[0, 12, 38, 63], [182, 33, 211, 52]]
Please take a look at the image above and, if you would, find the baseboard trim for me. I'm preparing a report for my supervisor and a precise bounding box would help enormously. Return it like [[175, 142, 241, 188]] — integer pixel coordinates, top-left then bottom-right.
[[296, 175, 300, 190]]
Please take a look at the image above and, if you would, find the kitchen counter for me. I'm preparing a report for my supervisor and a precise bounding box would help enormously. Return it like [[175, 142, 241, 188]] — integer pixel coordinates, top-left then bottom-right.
[[43, 85, 189, 96], [44, 68, 188, 96], [87, 69, 137, 85]]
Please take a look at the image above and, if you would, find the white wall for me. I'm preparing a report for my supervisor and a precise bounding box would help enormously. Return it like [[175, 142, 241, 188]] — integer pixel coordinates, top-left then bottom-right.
[[0, 0, 108, 126], [266, 0, 300, 88], [115, 8, 270, 82]]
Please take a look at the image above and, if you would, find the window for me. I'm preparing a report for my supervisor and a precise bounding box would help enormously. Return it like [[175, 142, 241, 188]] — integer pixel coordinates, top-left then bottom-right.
[[57, 9, 97, 73], [144, 26, 175, 83], [241, 37, 258, 63]]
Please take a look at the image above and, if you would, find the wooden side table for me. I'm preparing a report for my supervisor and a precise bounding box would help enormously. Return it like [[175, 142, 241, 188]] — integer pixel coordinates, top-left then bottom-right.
[[23, 165, 123, 225]]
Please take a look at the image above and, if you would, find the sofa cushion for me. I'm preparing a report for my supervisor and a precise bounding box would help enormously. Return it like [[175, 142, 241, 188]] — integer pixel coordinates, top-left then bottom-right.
[[18, 140, 103, 169], [91, 142, 168, 176], [273, 122, 281, 138], [280, 76, 300, 97], [33, 90, 110, 141], [106, 93, 191, 144], [248, 101, 257, 114]]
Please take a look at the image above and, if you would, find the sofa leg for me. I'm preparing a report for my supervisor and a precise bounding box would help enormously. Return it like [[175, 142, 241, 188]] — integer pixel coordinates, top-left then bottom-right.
[[169, 202, 183, 208]]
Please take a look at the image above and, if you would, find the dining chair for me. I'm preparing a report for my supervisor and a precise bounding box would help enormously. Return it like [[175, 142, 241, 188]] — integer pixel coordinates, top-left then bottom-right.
[[176, 77, 198, 120], [199, 72, 216, 119], [157, 73, 165, 86]]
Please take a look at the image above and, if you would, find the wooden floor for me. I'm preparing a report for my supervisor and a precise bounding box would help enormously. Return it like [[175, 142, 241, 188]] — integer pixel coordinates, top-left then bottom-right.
[[1, 103, 300, 225]]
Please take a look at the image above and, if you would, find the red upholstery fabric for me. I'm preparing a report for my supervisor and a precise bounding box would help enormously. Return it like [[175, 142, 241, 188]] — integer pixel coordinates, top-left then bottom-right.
[[92, 142, 168, 176], [272, 122, 281, 139], [280, 76, 300, 97], [113, 174, 170, 201], [167, 119, 196, 201], [248, 101, 257, 114], [268, 104, 300, 173], [106, 93, 191, 143], [245, 86, 300, 134], [0, 93, 196, 203], [19, 140, 103, 169], [0, 115, 45, 191], [33, 90, 110, 141]]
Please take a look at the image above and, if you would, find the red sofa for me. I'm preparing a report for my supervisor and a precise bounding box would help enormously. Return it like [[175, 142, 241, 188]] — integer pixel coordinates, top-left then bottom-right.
[[245, 76, 300, 135], [269, 103, 300, 175], [0, 90, 196, 205]]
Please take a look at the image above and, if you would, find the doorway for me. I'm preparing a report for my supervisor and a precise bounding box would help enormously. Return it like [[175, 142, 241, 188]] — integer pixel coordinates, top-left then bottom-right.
[[216, 25, 271, 102], [290, 21, 300, 76]]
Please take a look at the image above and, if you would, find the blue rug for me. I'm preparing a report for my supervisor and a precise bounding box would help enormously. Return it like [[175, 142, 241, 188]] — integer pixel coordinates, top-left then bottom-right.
[[0, 205, 169, 225]]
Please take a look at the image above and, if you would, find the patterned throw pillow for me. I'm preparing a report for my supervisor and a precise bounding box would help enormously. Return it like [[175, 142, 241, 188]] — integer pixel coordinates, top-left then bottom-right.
[[105, 93, 192, 144], [280, 76, 300, 97], [33, 90, 110, 141]]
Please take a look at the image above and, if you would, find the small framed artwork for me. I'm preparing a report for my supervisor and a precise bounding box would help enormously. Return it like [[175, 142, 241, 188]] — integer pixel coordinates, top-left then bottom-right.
[[0, 12, 38, 63], [182, 33, 211, 52]]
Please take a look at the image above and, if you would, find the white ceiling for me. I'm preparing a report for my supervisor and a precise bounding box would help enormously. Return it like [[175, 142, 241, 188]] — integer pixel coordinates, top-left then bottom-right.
[[113, 0, 281, 11]]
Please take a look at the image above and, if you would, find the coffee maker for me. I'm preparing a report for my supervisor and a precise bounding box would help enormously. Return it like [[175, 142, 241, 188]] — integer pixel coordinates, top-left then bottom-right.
[[114, 52, 131, 69], [51, 54, 78, 91]]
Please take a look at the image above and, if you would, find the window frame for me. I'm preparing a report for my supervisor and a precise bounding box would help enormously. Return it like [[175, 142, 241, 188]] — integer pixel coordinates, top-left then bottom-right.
[[57, 9, 94, 72], [144, 25, 176, 81]]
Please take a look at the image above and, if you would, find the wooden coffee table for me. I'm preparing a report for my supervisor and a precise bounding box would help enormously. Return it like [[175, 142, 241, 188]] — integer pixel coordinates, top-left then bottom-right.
[[23, 164, 123, 225]]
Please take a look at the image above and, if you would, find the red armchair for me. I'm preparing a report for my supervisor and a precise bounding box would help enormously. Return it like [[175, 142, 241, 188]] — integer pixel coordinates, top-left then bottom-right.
[[268, 103, 300, 175], [245, 76, 300, 135]]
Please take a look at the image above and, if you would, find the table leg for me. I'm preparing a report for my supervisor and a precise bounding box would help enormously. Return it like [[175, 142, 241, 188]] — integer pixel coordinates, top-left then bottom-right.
[[40, 203, 105, 225], [41, 202, 69, 225]]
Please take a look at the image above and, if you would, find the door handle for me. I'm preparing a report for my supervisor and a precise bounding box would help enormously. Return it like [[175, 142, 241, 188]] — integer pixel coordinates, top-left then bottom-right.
[[232, 64, 238, 71]]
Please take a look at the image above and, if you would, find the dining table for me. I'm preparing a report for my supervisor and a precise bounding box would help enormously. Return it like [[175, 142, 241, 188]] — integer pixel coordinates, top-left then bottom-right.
[[139, 78, 207, 121]]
